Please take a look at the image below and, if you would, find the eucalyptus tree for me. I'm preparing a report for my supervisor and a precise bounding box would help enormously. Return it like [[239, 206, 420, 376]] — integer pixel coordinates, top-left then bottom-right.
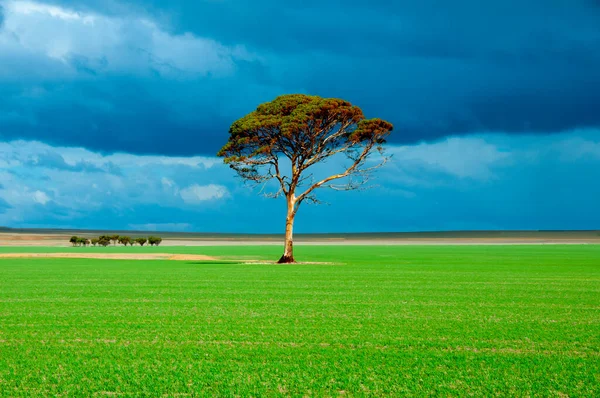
[[218, 94, 393, 263]]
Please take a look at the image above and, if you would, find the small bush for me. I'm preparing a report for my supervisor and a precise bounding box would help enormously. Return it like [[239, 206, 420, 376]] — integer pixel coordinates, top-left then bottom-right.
[[148, 236, 162, 246], [98, 237, 111, 247], [118, 236, 132, 246], [69, 236, 90, 247], [72, 234, 153, 247], [77, 237, 90, 247]]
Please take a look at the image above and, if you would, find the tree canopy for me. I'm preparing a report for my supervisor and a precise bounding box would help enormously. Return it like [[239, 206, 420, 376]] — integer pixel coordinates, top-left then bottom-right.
[[218, 94, 392, 202]]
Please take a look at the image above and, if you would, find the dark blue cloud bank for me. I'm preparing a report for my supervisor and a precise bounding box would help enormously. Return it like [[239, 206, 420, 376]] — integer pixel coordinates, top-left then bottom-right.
[[0, 0, 599, 232]]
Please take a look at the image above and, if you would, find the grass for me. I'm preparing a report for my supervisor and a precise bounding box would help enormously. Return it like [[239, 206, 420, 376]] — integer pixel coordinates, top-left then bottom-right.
[[0, 245, 599, 396]]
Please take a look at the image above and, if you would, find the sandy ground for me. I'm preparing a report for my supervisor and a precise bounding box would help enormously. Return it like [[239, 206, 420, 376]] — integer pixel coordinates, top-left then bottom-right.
[[0, 253, 217, 261], [0, 232, 599, 247], [0, 253, 337, 265]]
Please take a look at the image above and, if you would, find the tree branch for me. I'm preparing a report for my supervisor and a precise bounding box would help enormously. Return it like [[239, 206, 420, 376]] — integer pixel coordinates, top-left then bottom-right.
[[296, 142, 385, 204], [271, 155, 289, 196]]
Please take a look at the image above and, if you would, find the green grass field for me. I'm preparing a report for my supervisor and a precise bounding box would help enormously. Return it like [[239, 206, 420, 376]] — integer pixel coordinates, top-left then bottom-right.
[[1, 245, 599, 396]]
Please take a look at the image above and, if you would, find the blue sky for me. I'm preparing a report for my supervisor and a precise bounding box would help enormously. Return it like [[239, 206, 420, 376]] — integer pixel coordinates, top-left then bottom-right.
[[0, 0, 599, 232]]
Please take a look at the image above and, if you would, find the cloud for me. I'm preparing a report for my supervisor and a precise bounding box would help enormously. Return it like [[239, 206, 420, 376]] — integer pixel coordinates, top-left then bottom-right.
[[161, 177, 175, 188], [389, 137, 509, 181], [44, 1, 600, 140], [0, 140, 234, 229], [549, 133, 600, 161], [24, 149, 120, 174], [0, 130, 599, 232], [361, 129, 600, 231], [41, 1, 600, 59], [0, 0, 275, 155], [0, 0, 598, 157], [180, 184, 228, 204], [32, 190, 50, 205], [0, 0, 256, 78]]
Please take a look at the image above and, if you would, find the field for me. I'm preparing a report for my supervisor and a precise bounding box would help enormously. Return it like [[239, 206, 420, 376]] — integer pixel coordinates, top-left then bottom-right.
[[0, 245, 599, 396]]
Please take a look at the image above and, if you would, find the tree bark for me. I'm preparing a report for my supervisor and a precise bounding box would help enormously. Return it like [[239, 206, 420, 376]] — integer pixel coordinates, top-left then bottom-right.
[[277, 200, 296, 263]]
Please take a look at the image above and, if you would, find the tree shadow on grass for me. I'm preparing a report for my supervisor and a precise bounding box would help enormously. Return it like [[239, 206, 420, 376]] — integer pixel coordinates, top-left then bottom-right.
[[184, 260, 272, 266], [184, 260, 341, 266]]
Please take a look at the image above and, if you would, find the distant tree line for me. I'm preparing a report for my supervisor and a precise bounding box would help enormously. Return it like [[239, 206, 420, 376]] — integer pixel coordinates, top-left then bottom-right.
[[69, 235, 162, 247]]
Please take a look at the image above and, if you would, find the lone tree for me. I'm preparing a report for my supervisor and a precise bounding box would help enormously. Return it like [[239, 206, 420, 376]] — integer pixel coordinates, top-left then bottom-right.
[[218, 94, 393, 263]]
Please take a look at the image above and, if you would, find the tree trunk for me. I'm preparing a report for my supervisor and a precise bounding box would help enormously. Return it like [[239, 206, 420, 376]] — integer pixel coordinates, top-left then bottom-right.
[[277, 201, 296, 264]]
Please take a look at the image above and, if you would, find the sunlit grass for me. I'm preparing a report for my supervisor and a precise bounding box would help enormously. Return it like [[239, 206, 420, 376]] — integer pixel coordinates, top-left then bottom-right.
[[0, 245, 598, 396]]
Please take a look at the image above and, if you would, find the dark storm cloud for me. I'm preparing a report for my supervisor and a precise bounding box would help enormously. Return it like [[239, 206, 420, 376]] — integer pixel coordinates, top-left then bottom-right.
[[1, 0, 599, 155], [0, 77, 250, 156], [46, 1, 600, 55]]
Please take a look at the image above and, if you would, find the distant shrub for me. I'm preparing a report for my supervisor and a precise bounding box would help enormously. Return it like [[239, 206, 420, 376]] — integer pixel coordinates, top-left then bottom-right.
[[148, 236, 162, 246], [135, 237, 147, 246], [69, 236, 90, 247], [118, 236, 132, 246], [98, 237, 111, 247], [72, 234, 150, 247], [77, 237, 90, 247]]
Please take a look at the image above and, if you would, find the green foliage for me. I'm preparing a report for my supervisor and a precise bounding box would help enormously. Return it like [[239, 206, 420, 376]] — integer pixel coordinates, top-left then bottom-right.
[[148, 236, 162, 246], [110, 235, 120, 245], [70, 235, 156, 248], [69, 236, 90, 247], [118, 236, 132, 246], [135, 237, 147, 246], [0, 245, 598, 396], [218, 95, 393, 181]]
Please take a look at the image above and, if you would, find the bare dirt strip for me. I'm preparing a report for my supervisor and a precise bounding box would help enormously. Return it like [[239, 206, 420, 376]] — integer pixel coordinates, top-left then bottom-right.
[[1, 231, 599, 247], [0, 253, 217, 261]]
